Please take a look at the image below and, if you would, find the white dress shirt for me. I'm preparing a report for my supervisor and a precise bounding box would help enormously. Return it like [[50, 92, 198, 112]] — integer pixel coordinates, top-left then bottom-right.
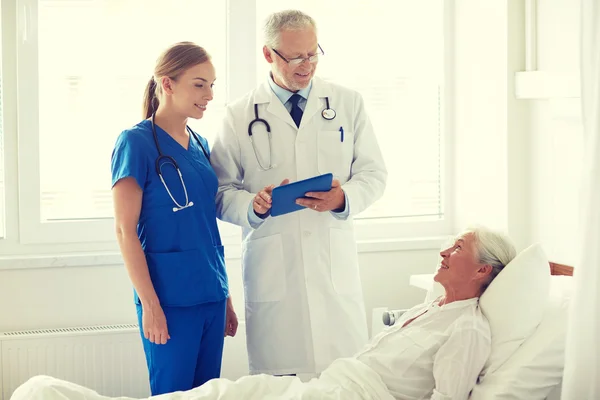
[[356, 298, 491, 400]]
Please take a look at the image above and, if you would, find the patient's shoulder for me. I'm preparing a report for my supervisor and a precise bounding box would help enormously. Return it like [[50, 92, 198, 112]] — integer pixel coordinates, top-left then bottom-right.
[[453, 304, 491, 338]]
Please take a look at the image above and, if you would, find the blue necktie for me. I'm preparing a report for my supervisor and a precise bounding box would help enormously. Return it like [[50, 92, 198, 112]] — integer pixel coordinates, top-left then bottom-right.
[[289, 94, 303, 128]]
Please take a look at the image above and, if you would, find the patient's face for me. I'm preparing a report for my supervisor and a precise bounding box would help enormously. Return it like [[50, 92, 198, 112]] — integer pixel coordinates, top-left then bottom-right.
[[434, 233, 486, 289]]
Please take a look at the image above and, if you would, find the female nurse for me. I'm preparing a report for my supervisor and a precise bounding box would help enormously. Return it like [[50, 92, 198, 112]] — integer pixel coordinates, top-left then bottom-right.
[[110, 42, 238, 396]]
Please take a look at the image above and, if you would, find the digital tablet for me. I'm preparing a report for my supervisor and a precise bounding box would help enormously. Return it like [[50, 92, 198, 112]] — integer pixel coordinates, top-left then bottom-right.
[[271, 173, 333, 217]]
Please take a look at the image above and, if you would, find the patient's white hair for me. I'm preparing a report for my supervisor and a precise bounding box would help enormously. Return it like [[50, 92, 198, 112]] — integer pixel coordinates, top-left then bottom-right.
[[263, 10, 317, 49], [461, 226, 517, 292]]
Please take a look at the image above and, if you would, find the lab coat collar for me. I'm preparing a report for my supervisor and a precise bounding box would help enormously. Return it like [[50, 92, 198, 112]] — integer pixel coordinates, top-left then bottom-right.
[[254, 76, 332, 130], [267, 73, 312, 104]]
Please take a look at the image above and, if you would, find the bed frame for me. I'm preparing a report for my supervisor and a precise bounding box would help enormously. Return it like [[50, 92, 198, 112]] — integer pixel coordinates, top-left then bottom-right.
[[549, 262, 574, 276]]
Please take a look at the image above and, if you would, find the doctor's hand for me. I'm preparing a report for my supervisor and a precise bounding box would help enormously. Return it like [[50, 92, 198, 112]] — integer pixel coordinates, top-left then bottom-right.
[[225, 297, 238, 337], [252, 179, 290, 217], [142, 304, 170, 345], [296, 179, 346, 213]]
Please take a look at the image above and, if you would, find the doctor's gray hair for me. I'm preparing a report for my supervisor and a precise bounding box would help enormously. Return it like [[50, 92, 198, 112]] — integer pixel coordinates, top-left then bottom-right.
[[462, 226, 517, 292], [263, 10, 317, 49], [142, 42, 210, 119]]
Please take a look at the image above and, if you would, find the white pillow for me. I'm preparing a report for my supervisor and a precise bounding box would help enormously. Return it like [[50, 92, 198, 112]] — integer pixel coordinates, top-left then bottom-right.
[[471, 275, 572, 399], [479, 243, 551, 374]]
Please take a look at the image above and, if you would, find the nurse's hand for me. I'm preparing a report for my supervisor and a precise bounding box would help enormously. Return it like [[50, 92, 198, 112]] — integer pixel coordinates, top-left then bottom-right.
[[225, 297, 238, 337], [296, 179, 345, 212], [252, 179, 290, 217], [142, 305, 170, 345]]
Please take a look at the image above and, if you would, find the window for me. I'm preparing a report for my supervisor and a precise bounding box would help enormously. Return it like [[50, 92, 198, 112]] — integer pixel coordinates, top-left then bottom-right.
[[17, 0, 228, 243], [12, 0, 451, 247], [37, 0, 226, 221], [256, 0, 450, 229]]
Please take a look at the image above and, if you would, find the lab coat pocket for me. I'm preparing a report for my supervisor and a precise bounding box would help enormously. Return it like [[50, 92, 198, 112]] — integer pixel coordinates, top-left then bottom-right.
[[317, 130, 353, 181], [242, 234, 286, 302], [329, 228, 362, 295], [145, 249, 209, 306]]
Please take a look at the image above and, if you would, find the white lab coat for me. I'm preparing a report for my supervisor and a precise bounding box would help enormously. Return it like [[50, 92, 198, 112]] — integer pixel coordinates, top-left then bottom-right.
[[210, 76, 387, 375]]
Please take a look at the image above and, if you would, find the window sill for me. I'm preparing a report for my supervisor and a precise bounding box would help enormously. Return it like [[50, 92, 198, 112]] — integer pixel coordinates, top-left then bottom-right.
[[0, 251, 124, 270], [0, 237, 446, 271]]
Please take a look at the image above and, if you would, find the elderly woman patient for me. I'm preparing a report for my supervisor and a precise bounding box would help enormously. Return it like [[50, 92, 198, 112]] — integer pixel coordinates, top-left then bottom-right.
[[12, 226, 516, 400]]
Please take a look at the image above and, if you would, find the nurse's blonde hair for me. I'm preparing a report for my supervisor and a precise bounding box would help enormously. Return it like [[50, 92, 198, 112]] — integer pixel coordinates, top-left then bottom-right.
[[263, 10, 317, 49], [142, 42, 211, 119]]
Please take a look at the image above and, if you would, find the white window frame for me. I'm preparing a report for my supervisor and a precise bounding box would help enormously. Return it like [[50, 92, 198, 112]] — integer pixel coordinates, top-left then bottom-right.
[[9, 0, 454, 250], [16, 0, 113, 244], [0, 11, 5, 240]]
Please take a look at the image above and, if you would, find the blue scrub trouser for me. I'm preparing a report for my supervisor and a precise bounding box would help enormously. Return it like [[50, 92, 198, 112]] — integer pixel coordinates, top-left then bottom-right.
[[136, 300, 226, 396]]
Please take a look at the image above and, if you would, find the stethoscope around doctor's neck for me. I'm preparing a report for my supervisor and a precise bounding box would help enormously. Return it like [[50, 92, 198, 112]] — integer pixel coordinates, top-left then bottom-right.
[[151, 112, 210, 212], [248, 96, 336, 171]]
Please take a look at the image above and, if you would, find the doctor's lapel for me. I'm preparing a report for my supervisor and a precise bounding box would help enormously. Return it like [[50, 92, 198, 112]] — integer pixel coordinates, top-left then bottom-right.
[[302, 79, 331, 128], [254, 82, 295, 130]]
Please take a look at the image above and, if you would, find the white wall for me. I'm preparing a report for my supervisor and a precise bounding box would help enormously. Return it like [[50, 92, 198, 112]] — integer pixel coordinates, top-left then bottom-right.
[[529, 0, 583, 265], [452, 0, 583, 266], [452, 0, 531, 252]]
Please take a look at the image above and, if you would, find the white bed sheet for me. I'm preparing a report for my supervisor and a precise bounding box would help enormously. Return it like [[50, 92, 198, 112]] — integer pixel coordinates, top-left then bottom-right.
[[10, 358, 395, 400]]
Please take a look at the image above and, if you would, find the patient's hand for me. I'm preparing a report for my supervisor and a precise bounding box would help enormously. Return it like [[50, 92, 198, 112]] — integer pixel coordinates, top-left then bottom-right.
[[225, 297, 238, 337], [142, 304, 170, 345]]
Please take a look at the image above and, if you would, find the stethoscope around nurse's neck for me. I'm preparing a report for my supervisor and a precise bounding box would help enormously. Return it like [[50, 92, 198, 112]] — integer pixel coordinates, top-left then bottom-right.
[[151, 112, 209, 212], [247, 96, 336, 171]]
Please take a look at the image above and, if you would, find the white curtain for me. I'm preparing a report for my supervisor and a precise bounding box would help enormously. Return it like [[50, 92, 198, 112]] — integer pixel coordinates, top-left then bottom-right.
[[561, 1, 600, 398]]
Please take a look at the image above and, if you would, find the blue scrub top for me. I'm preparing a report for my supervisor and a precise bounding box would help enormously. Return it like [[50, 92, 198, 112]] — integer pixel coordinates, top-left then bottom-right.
[[111, 119, 228, 307]]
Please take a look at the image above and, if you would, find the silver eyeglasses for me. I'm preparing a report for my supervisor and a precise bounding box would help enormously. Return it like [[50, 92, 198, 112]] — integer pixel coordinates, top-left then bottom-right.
[[271, 44, 324, 66]]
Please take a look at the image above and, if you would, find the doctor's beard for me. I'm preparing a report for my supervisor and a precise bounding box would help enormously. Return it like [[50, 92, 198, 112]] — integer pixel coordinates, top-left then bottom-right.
[[274, 68, 315, 92]]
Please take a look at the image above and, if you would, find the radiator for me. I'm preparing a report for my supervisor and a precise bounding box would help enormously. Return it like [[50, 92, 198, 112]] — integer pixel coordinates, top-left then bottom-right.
[[0, 324, 150, 400], [0, 322, 249, 400]]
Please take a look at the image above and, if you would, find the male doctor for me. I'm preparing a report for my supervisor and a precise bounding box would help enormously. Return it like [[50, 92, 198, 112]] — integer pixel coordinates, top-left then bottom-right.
[[210, 9, 387, 376]]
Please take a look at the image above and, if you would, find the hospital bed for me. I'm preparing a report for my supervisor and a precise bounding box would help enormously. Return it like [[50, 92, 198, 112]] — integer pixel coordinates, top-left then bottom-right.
[[10, 243, 572, 400], [381, 243, 573, 400]]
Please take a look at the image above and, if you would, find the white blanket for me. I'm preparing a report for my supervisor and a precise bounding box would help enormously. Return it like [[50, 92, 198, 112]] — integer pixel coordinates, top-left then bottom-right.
[[10, 358, 395, 400]]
